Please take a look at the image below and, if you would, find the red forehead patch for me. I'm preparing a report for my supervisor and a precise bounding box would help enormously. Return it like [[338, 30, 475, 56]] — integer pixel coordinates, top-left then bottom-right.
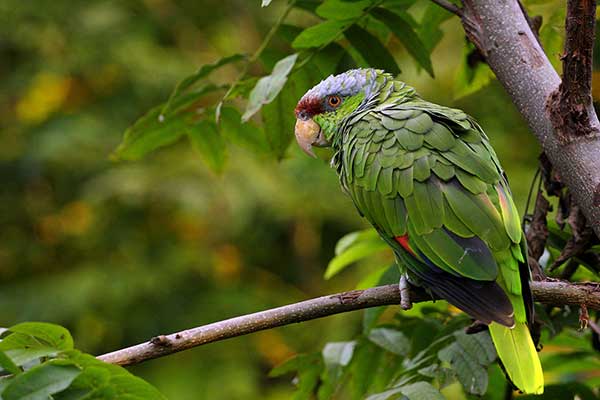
[[295, 96, 324, 119]]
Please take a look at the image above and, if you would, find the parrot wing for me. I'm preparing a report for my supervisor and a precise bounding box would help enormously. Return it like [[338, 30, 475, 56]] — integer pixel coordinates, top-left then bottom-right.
[[342, 100, 527, 326]]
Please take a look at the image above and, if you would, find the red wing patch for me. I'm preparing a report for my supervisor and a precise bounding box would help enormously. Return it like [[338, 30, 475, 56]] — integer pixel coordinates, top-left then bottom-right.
[[395, 234, 415, 256]]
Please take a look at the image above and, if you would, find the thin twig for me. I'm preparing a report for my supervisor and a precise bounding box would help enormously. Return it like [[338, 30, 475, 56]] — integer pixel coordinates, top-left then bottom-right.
[[97, 280, 600, 366], [522, 167, 541, 226], [216, 0, 296, 121], [429, 0, 463, 16]]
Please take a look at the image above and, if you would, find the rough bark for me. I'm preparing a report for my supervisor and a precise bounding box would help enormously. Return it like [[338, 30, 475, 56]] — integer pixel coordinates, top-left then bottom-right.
[[548, 0, 597, 141], [97, 280, 600, 366], [459, 0, 600, 238]]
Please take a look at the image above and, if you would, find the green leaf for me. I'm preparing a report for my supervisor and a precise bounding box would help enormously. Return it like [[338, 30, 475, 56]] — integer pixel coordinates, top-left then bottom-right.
[[363, 307, 388, 336], [278, 24, 304, 44], [261, 64, 319, 159], [322, 341, 356, 368], [540, 6, 565, 71], [269, 353, 317, 378], [52, 366, 111, 400], [366, 387, 404, 400], [1, 362, 81, 400], [334, 228, 380, 255], [292, 20, 347, 49], [348, 339, 383, 399], [368, 328, 410, 356], [320, 342, 356, 398], [162, 54, 245, 115], [269, 355, 303, 378], [98, 374, 166, 400], [438, 341, 488, 395], [454, 43, 494, 100], [370, 8, 433, 76], [418, 3, 453, 52], [312, 43, 347, 77], [56, 351, 166, 400], [0, 323, 70, 368], [225, 77, 259, 100], [355, 265, 389, 290], [316, 0, 371, 20], [325, 239, 388, 279], [344, 24, 401, 75], [0, 342, 61, 369], [0, 377, 13, 395], [382, 0, 418, 11], [295, 0, 321, 13], [5, 322, 74, 351], [400, 381, 445, 400], [242, 53, 298, 121], [362, 265, 398, 333], [219, 107, 269, 154], [269, 354, 323, 400], [113, 86, 219, 161], [454, 331, 496, 365], [335, 231, 362, 255], [0, 350, 20, 375], [261, 87, 296, 159], [187, 120, 227, 173], [417, 364, 454, 387]]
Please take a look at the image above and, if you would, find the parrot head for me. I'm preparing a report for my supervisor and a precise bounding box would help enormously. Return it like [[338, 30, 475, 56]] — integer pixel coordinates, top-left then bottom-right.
[[294, 68, 382, 157]]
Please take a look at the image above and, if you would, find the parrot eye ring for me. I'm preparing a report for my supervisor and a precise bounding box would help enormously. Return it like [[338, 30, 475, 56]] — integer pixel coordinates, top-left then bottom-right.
[[326, 95, 342, 108]]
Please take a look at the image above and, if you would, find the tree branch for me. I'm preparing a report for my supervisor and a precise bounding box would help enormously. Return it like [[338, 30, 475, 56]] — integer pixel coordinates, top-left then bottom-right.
[[547, 0, 597, 141], [455, 0, 600, 238], [517, 0, 542, 45], [97, 280, 600, 366]]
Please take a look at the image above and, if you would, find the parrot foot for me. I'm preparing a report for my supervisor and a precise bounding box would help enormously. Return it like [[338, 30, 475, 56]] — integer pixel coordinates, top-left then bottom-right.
[[399, 274, 412, 311]]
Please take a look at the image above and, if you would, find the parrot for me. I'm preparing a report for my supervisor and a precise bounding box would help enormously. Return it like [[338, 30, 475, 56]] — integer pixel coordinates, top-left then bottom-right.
[[293, 68, 543, 394]]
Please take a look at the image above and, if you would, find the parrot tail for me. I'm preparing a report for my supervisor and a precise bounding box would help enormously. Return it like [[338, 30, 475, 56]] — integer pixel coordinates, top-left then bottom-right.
[[489, 322, 544, 394]]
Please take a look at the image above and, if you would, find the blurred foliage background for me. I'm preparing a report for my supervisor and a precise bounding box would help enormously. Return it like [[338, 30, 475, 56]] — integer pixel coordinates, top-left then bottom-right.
[[0, 0, 597, 399]]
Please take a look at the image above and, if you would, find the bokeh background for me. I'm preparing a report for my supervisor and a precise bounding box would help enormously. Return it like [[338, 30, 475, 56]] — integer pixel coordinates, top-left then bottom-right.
[[1, 1, 573, 398]]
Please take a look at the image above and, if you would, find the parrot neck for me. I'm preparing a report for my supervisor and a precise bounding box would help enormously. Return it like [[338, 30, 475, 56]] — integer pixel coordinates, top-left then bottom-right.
[[330, 79, 418, 182]]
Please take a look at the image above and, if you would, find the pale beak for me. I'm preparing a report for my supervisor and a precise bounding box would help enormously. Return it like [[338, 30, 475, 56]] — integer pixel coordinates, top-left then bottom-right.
[[294, 118, 330, 157]]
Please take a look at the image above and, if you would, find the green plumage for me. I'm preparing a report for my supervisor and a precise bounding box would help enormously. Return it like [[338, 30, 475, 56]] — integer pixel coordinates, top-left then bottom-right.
[[305, 70, 543, 394]]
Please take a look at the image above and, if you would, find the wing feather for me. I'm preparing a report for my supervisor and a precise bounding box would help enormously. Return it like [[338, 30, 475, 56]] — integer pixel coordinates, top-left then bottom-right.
[[341, 100, 531, 326]]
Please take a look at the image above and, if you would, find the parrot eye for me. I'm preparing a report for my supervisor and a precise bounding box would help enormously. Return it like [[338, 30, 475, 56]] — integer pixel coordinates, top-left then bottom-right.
[[326, 95, 342, 109]]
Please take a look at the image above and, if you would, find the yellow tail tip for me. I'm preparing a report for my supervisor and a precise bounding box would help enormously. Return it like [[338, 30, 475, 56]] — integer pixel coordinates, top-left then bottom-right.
[[489, 322, 544, 394]]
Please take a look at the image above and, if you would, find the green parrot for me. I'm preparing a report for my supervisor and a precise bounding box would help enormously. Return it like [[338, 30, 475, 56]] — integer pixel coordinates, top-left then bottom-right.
[[294, 69, 543, 394]]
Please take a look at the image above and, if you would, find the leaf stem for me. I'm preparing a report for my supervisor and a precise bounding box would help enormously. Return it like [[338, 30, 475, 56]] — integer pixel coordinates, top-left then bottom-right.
[[250, 0, 296, 64], [216, 0, 297, 121]]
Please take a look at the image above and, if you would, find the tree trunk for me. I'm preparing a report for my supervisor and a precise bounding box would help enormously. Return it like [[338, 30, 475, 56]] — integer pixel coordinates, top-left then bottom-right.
[[461, 0, 600, 238]]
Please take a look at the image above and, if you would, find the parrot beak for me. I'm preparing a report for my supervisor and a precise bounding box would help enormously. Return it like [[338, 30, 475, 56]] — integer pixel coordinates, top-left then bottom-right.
[[295, 118, 329, 157]]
